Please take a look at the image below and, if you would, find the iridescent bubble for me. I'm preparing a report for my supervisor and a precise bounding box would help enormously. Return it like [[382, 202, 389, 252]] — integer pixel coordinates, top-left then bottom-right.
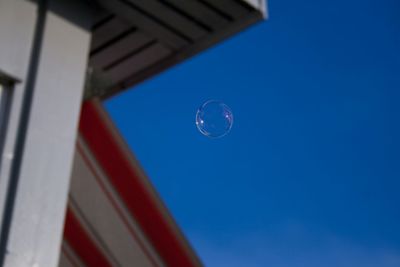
[[196, 100, 233, 138]]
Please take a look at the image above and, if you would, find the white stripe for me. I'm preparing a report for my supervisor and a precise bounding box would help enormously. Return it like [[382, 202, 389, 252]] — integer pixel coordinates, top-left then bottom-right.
[[68, 136, 164, 267]]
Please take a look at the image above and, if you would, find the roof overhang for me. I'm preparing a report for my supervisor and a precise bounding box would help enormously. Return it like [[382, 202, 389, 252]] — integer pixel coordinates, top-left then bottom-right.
[[85, 0, 267, 99]]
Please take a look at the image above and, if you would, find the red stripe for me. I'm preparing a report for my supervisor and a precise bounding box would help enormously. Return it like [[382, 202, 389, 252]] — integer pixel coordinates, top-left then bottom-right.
[[64, 208, 113, 267], [76, 142, 160, 267], [79, 100, 196, 267]]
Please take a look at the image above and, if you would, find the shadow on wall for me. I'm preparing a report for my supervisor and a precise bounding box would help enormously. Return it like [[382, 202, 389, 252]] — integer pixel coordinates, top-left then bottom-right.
[[27, 0, 95, 30]]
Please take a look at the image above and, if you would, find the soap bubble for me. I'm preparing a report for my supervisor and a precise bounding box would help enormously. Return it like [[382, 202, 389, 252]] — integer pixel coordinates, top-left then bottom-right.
[[196, 100, 233, 138]]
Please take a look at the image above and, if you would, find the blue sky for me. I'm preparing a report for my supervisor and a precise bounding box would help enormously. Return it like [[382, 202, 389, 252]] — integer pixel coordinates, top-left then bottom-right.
[[105, 0, 400, 266]]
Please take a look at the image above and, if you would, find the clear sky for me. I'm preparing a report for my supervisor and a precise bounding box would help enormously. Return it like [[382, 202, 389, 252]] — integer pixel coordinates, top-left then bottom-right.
[[105, 0, 400, 266]]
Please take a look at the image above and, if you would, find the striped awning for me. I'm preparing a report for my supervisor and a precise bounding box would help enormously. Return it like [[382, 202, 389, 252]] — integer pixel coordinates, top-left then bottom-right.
[[85, 0, 267, 98], [59, 100, 202, 267]]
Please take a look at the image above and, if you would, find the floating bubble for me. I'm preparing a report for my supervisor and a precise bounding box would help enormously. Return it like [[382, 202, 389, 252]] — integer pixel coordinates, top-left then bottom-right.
[[196, 99, 233, 138]]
